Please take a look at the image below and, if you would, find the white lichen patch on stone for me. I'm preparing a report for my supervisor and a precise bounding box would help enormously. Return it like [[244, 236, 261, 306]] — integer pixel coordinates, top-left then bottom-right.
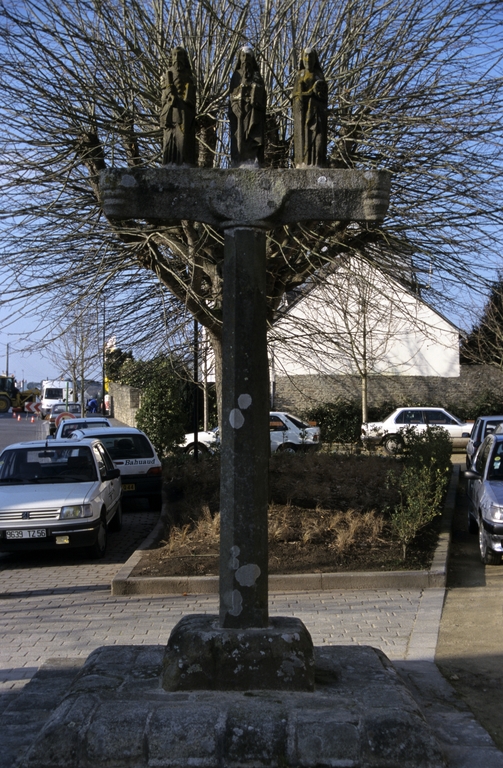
[[229, 408, 245, 428], [235, 563, 261, 587], [237, 394, 252, 410], [121, 174, 137, 187]]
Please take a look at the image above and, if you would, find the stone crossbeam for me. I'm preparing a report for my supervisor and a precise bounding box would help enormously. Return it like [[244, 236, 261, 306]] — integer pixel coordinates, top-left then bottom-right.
[[100, 167, 391, 229]]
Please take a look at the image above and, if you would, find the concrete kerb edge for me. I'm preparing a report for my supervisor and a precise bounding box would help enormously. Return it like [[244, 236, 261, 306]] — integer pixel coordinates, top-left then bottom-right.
[[111, 464, 460, 596]]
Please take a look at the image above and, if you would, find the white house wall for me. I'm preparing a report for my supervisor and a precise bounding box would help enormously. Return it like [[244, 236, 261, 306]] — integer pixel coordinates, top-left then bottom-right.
[[270, 266, 460, 378]]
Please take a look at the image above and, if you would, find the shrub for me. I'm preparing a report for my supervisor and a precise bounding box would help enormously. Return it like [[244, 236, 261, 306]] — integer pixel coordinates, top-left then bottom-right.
[[387, 426, 451, 558], [305, 400, 361, 444], [388, 461, 447, 560], [119, 355, 189, 457]]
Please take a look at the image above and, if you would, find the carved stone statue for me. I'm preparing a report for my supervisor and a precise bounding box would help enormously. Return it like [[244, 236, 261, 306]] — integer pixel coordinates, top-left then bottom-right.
[[160, 46, 196, 165], [229, 46, 267, 166], [293, 48, 328, 167]]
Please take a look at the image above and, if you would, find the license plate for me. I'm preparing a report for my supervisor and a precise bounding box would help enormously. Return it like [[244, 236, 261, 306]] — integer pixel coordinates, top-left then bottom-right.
[[6, 529, 47, 539], [122, 484, 136, 491]]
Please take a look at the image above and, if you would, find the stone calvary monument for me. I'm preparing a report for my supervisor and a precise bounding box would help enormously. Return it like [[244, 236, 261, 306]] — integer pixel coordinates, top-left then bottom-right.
[[18, 47, 445, 768], [101, 45, 390, 692]]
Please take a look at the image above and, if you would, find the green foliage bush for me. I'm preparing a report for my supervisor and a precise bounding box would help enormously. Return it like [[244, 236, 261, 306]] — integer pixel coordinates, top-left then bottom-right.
[[387, 426, 451, 559], [305, 400, 361, 443], [118, 355, 189, 457]]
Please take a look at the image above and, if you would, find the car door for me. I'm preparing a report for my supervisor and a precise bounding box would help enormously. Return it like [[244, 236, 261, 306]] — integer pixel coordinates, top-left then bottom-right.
[[92, 443, 121, 522], [468, 437, 493, 513], [269, 414, 290, 451], [394, 409, 427, 437], [425, 409, 463, 445]]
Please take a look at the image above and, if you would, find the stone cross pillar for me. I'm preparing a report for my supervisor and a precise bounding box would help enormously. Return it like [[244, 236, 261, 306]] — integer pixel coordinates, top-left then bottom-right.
[[220, 225, 270, 628], [100, 166, 390, 688]]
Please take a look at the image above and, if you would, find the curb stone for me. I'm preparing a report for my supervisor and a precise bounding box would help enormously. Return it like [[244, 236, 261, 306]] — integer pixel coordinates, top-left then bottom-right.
[[111, 464, 459, 596]]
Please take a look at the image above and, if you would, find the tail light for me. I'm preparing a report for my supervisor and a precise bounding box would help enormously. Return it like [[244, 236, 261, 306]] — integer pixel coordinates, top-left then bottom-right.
[[147, 466, 162, 475]]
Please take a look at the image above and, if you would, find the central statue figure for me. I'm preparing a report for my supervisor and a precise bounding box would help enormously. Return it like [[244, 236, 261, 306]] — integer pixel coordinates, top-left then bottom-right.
[[229, 46, 267, 166]]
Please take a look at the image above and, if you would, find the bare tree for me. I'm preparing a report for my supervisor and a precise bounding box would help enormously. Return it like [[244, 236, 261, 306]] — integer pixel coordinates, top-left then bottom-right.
[[271, 252, 459, 422], [1, 0, 503, 408], [47, 313, 102, 415], [461, 276, 503, 369]]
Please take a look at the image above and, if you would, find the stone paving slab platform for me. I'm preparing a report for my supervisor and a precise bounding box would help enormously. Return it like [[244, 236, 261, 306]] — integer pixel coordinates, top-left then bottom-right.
[[17, 644, 444, 768]]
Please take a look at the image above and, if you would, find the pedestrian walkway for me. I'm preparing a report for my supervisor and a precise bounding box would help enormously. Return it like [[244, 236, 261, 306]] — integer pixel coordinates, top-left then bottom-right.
[[1, 454, 502, 767]]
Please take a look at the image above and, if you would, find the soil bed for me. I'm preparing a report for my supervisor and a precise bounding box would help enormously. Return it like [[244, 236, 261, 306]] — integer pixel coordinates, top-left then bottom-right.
[[131, 452, 442, 578]]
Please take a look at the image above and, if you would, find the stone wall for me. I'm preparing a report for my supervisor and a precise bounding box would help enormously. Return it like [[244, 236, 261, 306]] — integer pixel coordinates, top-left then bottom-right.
[[108, 382, 141, 427], [273, 365, 503, 415]]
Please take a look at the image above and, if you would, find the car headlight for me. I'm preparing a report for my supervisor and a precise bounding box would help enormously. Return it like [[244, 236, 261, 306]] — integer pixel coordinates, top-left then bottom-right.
[[60, 504, 93, 519], [488, 503, 503, 522]]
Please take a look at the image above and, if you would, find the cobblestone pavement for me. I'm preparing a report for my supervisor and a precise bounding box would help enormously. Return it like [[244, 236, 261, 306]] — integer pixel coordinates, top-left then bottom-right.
[[0, 535, 429, 698]]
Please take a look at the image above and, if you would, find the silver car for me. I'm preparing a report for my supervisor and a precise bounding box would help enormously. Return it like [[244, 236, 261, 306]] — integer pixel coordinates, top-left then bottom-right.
[[465, 415, 503, 469], [0, 438, 122, 557], [465, 433, 503, 565]]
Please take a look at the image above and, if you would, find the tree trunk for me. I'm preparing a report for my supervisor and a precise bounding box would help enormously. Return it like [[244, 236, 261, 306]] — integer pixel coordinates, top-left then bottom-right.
[[206, 328, 223, 427], [361, 372, 368, 425]]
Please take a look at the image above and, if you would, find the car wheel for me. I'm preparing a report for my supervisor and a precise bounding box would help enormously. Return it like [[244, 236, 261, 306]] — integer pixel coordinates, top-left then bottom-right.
[[277, 444, 297, 454], [383, 434, 404, 455], [478, 518, 501, 565], [108, 502, 122, 533], [86, 513, 108, 558], [185, 443, 208, 457], [0, 395, 10, 413]]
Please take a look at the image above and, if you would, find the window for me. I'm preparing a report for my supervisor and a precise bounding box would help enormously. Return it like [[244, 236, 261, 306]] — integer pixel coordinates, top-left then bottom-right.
[[91, 433, 154, 459], [425, 410, 455, 425], [476, 439, 492, 475], [395, 410, 424, 425]]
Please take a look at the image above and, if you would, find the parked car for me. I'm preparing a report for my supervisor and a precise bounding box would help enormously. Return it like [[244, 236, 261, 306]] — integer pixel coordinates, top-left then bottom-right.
[[465, 433, 503, 565], [269, 411, 320, 453], [465, 415, 503, 469], [361, 407, 472, 454], [0, 438, 122, 557], [70, 427, 162, 509], [48, 402, 82, 435], [182, 412, 320, 455], [182, 427, 219, 455], [53, 417, 112, 440]]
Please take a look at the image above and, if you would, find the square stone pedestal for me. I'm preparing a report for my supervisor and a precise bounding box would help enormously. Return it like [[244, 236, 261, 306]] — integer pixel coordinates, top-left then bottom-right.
[[162, 615, 315, 691]]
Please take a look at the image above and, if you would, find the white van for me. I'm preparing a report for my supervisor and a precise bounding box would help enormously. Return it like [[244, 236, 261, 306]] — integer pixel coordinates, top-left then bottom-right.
[[40, 380, 74, 418]]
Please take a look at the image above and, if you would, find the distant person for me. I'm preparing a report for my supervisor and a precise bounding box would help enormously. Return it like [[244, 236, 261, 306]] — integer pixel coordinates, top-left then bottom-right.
[[87, 398, 98, 413]]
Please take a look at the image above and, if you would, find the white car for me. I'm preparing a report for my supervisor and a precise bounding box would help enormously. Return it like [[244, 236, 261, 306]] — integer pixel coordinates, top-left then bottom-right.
[[465, 433, 503, 565], [0, 438, 122, 557], [361, 407, 472, 454], [53, 417, 112, 440], [70, 427, 162, 509], [182, 412, 320, 455]]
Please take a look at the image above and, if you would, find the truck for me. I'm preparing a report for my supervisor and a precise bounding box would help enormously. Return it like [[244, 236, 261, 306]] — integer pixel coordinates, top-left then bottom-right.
[[0, 375, 40, 414], [40, 380, 74, 418]]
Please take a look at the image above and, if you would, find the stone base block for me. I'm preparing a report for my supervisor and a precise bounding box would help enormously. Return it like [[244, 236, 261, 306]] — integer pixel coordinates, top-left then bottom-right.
[[18, 644, 445, 768], [162, 614, 315, 691]]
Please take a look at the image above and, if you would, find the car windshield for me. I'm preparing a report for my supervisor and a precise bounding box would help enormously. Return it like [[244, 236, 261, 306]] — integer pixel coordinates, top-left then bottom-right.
[[0, 446, 98, 484], [87, 433, 154, 460], [488, 443, 503, 481]]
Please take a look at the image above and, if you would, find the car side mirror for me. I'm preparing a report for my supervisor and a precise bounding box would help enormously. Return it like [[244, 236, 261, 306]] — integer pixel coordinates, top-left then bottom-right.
[[106, 468, 121, 480], [461, 432, 471, 438], [464, 469, 481, 480]]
